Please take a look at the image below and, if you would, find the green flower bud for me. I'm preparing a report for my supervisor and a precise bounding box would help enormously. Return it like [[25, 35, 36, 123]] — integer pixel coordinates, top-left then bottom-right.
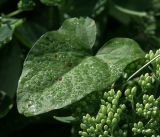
[[96, 124, 102, 131], [103, 131, 108, 136], [112, 99, 118, 105], [81, 131, 88, 136], [104, 125, 108, 130], [145, 103, 150, 109], [101, 119, 106, 125], [117, 90, 122, 97], [114, 113, 119, 119], [137, 121, 143, 128], [109, 89, 115, 96], [80, 123, 87, 129], [106, 119, 111, 125], [148, 95, 154, 102], [145, 129, 152, 135], [101, 99, 106, 105], [89, 126, 95, 133], [131, 87, 137, 95], [132, 128, 136, 133], [112, 118, 118, 125], [100, 105, 107, 114], [125, 89, 130, 96], [120, 104, 126, 110], [108, 111, 114, 119], [117, 108, 122, 114]]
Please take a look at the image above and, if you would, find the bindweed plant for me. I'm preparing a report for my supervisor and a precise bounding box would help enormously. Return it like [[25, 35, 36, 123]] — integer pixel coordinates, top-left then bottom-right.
[[1, 0, 160, 137]]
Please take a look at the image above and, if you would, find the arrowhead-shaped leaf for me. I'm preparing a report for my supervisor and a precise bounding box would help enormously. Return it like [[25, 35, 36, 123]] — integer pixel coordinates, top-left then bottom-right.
[[17, 18, 144, 117], [17, 17, 100, 116]]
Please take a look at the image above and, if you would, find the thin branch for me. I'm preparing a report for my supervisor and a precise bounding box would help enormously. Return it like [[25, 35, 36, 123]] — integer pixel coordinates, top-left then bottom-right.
[[127, 54, 160, 81]]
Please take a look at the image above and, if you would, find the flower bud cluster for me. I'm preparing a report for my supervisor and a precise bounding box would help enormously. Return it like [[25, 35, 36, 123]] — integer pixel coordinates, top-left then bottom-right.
[[137, 73, 155, 93], [72, 90, 103, 120], [79, 89, 126, 137], [79, 49, 160, 137], [123, 60, 144, 79], [145, 50, 160, 79], [132, 120, 157, 136], [136, 94, 160, 119], [125, 86, 137, 107]]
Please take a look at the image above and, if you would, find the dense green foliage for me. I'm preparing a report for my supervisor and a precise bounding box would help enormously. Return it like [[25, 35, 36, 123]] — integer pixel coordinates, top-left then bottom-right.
[[1, 0, 160, 137], [79, 50, 160, 136]]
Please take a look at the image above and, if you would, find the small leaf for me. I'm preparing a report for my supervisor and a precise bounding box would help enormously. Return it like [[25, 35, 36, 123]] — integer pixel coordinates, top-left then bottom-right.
[[0, 17, 23, 48], [53, 116, 76, 123], [0, 25, 13, 47], [18, 0, 35, 10], [96, 38, 145, 83]]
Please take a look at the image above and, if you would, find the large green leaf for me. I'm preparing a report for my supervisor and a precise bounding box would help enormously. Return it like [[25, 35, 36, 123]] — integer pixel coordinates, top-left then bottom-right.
[[17, 17, 97, 116], [96, 38, 145, 83], [17, 18, 144, 117]]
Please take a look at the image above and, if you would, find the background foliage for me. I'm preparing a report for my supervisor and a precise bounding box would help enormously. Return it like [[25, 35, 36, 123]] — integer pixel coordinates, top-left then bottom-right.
[[1, 0, 160, 137]]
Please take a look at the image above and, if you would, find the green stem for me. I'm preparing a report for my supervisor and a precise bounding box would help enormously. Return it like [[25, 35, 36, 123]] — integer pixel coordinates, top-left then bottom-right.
[[127, 54, 160, 81], [131, 99, 135, 110], [6, 10, 23, 17], [14, 30, 32, 49], [11, 19, 24, 29], [114, 5, 148, 17]]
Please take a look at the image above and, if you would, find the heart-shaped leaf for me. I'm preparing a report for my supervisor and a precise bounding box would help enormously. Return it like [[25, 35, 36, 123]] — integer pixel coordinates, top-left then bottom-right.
[[17, 17, 144, 117], [17, 17, 99, 116]]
